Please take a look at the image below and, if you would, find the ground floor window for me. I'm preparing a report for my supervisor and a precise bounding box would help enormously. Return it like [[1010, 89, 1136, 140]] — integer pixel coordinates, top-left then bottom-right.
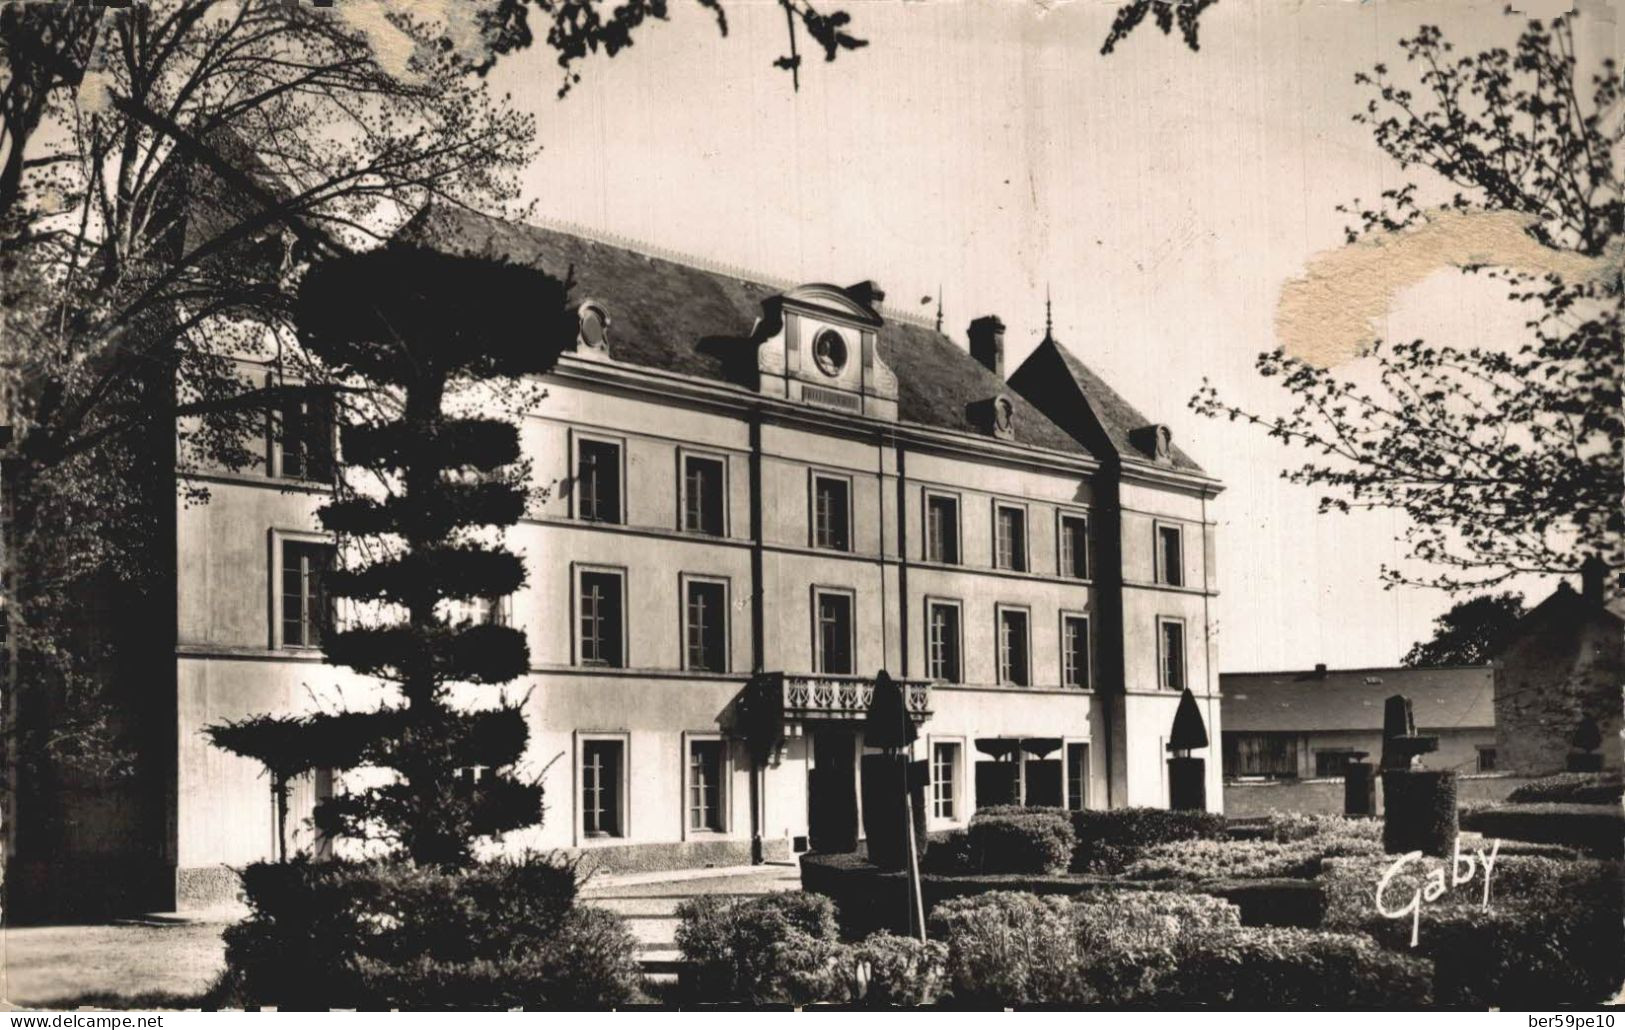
[[581, 738, 625, 837], [932, 741, 960, 820], [973, 737, 1063, 808], [688, 738, 725, 832], [1066, 742, 1088, 811], [1476, 746, 1497, 773], [1313, 749, 1361, 778], [1223, 732, 1297, 778]]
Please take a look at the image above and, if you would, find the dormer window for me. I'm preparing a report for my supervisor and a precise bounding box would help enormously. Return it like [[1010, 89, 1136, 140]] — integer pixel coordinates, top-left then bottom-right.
[[812, 329, 848, 377], [577, 300, 611, 355]]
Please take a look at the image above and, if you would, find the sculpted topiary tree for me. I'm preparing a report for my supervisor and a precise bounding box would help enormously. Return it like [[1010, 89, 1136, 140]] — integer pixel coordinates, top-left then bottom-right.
[[212, 245, 574, 870]]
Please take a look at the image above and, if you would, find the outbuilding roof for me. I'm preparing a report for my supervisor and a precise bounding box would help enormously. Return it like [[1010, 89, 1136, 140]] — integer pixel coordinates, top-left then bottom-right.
[[1221, 665, 1495, 733]]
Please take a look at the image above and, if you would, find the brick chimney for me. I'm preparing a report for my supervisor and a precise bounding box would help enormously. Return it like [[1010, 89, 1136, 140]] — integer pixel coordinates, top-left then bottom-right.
[[845, 280, 885, 310], [968, 316, 1006, 380], [1581, 555, 1607, 604]]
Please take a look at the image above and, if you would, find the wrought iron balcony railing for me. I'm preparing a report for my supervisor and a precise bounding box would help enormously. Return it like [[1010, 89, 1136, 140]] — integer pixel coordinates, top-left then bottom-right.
[[748, 671, 934, 726]]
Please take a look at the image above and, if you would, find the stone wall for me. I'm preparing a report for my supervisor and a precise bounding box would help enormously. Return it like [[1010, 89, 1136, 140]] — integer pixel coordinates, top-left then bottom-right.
[[1223, 773, 1538, 818], [1494, 603, 1623, 775]]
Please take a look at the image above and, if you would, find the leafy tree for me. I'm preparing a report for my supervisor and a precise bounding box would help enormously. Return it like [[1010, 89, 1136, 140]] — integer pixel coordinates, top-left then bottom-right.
[[1193, 14, 1621, 590], [1402, 592, 1526, 667], [211, 246, 574, 868]]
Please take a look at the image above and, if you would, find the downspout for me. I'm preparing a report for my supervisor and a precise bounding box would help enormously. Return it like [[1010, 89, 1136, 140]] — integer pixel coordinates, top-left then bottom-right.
[[895, 437, 909, 679], [748, 406, 766, 863]]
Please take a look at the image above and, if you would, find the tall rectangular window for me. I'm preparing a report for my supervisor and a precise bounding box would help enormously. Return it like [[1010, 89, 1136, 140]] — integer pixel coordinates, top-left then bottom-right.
[[1476, 746, 1497, 773], [1160, 618, 1186, 690], [998, 607, 1030, 686], [685, 579, 727, 673], [1060, 514, 1089, 579], [273, 392, 334, 483], [281, 540, 332, 648], [926, 601, 961, 683], [925, 495, 960, 564], [683, 455, 725, 536], [445, 594, 510, 627], [581, 739, 624, 837], [578, 570, 624, 667], [688, 739, 724, 832], [995, 504, 1027, 572], [577, 439, 622, 523], [815, 591, 854, 675], [932, 741, 960, 820], [1066, 742, 1088, 811], [1157, 524, 1184, 586], [1062, 615, 1091, 689], [813, 476, 850, 551]]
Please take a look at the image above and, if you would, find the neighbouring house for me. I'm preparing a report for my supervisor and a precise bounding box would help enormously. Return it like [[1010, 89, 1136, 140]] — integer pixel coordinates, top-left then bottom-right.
[[12, 208, 1227, 915], [1220, 664, 1497, 781], [1492, 560, 1624, 775]]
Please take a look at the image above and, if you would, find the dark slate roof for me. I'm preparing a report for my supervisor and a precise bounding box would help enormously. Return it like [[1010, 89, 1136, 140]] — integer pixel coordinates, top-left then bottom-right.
[[1220, 666, 1495, 733], [1021, 335, 1205, 472], [394, 206, 1090, 457]]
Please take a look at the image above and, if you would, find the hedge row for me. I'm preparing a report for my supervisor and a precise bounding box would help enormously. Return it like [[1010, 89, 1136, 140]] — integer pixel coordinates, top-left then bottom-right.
[[933, 805, 1231, 876], [1505, 771, 1623, 806], [1459, 802, 1623, 857]]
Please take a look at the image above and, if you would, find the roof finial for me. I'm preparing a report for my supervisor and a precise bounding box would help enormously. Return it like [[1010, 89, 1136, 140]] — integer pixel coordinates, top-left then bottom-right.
[[935, 286, 943, 334], [1044, 283, 1053, 340]]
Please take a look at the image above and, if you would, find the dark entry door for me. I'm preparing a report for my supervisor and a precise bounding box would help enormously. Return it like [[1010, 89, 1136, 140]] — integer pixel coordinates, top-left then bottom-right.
[[808, 729, 858, 853]]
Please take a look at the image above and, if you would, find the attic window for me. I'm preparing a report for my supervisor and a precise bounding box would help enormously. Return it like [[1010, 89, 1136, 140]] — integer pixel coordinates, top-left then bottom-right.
[[577, 300, 611, 355], [968, 395, 1015, 440], [812, 329, 848, 377]]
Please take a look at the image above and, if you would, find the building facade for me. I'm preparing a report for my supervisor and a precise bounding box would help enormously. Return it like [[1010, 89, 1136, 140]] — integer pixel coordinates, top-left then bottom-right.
[[164, 210, 1224, 907], [1220, 665, 1497, 782]]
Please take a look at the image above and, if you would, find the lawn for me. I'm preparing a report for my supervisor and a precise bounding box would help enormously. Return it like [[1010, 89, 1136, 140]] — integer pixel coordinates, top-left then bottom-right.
[[2, 915, 231, 1009]]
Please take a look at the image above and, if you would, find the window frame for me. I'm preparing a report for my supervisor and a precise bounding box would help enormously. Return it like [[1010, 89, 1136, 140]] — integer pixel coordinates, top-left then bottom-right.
[[808, 469, 855, 552], [571, 429, 627, 525], [1475, 745, 1497, 773], [929, 736, 965, 825], [995, 603, 1033, 687], [811, 585, 858, 676], [1057, 510, 1091, 581], [573, 563, 629, 668], [922, 489, 963, 566], [1059, 611, 1092, 690], [677, 448, 729, 537], [265, 374, 337, 483], [575, 731, 630, 844], [923, 596, 964, 684], [1154, 520, 1186, 587], [682, 731, 731, 838], [269, 528, 335, 651], [1157, 615, 1188, 691], [992, 500, 1029, 573], [1065, 740, 1090, 812], [679, 573, 731, 674]]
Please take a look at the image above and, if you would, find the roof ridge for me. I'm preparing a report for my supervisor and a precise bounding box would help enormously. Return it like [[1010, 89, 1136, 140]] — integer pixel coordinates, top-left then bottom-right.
[[1223, 664, 1493, 677]]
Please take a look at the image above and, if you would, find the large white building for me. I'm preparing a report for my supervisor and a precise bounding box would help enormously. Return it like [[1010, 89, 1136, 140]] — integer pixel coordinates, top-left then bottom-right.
[[33, 208, 1227, 911]]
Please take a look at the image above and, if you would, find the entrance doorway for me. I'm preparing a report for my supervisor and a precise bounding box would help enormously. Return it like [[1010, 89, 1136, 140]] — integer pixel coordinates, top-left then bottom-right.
[[808, 728, 858, 852]]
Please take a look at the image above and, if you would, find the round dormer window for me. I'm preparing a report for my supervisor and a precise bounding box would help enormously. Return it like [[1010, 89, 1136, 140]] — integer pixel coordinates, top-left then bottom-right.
[[812, 329, 848, 377]]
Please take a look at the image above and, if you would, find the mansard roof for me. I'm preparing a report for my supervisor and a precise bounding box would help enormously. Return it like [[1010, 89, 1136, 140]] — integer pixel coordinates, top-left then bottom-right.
[[1221, 665, 1495, 733], [1010, 333, 1207, 474], [394, 205, 1090, 457]]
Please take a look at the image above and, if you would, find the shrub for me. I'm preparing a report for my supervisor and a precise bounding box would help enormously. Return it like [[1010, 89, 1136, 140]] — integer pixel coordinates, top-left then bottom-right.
[[1507, 771, 1623, 806], [1382, 769, 1459, 857], [928, 892, 1082, 1005], [1160, 927, 1433, 1007], [1461, 803, 1624, 857], [1256, 812, 1380, 844], [844, 934, 947, 1007], [221, 854, 639, 1008], [1123, 833, 1381, 881], [1322, 854, 1624, 1007], [674, 891, 846, 1005], [1070, 807, 1228, 873], [920, 829, 975, 874], [965, 808, 1075, 875]]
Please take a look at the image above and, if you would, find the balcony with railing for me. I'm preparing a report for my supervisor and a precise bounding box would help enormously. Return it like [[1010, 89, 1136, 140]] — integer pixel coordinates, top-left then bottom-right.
[[742, 672, 934, 736]]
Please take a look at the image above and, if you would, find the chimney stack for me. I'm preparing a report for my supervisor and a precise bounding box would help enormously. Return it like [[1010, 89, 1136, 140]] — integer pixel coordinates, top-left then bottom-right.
[[1314, 663, 1328, 678], [968, 316, 1006, 380], [1581, 555, 1607, 604], [845, 280, 885, 310]]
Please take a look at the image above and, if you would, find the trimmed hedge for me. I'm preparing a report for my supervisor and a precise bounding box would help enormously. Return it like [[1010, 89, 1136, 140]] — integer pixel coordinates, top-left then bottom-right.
[[1123, 833, 1382, 881], [1322, 854, 1624, 1007], [218, 855, 640, 1008], [1070, 806, 1228, 873], [1506, 771, 1623, 806], [846, 933, 948, 1007], [674, 891, 845, 1005], [1159, 927, 1432, 1008], [1460, 802, 1623, 857], [964, 807, 1075, 874]]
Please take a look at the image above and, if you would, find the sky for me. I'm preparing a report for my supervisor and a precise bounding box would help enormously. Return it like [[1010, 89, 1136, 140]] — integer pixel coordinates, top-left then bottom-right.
[[485, 0, 1614, 673]]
